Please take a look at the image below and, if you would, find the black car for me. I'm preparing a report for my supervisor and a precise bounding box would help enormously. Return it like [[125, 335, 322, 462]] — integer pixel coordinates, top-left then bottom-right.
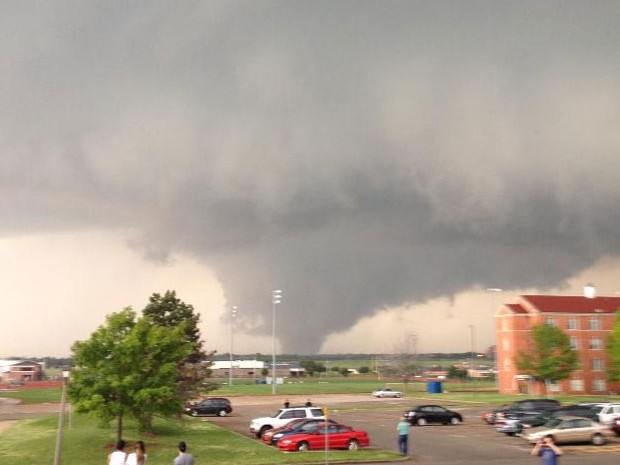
[[547, 404, 600, 422], [184, 397, 232, 417], [404, 405, 462, 426], [485, 398, 560, 424]]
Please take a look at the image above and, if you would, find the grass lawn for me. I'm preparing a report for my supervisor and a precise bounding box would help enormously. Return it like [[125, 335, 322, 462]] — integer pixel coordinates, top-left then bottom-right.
[[0, 414, 401, 465]]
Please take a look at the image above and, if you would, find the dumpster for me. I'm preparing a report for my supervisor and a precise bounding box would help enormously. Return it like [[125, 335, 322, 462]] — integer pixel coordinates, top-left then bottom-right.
[[426, 380, 442, 393]]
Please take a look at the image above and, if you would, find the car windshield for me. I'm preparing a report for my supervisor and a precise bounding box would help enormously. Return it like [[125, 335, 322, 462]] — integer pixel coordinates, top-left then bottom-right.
[[591, 406, 604, 414], [270, 409, 284, 418], [543, 418, 562, 428]]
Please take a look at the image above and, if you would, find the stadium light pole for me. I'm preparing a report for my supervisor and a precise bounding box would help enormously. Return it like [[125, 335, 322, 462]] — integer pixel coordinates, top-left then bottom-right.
[[272, 289, 283, 394], [229, 306, 238, 387]]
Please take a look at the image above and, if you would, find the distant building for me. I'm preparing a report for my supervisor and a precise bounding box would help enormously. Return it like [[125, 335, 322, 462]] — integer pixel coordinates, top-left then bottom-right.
[[210, 360, 307, 379], [496, 292, 620, 395], [211, 360, 265, 379], [0, 360, 45, 382]]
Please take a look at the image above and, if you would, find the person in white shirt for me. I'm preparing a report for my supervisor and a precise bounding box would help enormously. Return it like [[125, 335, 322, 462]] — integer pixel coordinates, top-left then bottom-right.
[[126, 440, 147, 465], [107, 440, 127, 465]]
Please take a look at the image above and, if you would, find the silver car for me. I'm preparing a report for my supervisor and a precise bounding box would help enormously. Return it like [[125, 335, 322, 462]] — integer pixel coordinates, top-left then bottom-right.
[[523, 416, 613, 446]]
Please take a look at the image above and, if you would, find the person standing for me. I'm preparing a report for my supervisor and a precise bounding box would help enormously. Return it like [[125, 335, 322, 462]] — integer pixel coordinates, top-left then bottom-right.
[[174, 441, 194, 465], [531, 435, 562, 465], [126, 440, 147, 465], [107, 440, 127, 465], [396, 415, 410, 456]]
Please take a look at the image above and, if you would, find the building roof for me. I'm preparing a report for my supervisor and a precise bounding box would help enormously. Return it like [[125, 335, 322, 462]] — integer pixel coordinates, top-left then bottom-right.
[[521, 295, 620, 314], [506, 303, 528, 314]]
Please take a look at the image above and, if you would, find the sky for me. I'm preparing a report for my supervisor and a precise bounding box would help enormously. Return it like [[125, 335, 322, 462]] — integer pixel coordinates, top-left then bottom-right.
[[2, 1, 620, 358]]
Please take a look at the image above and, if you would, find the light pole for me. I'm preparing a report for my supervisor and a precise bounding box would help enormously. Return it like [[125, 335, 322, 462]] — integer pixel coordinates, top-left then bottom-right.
[[272, 289, 283, 394], [229, 306, 238, 387], [486, 287, 503, 389], [469, 324, 475, 380], [53, 369, 70, 465]]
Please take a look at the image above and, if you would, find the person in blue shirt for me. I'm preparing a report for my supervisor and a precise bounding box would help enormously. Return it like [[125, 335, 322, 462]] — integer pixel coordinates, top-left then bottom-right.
[[396, 416, 411, 456], [531, 434, 562, 465]]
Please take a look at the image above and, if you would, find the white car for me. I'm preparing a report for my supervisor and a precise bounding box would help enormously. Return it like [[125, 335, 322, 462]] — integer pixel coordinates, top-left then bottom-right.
[[372, 388, 402, 398], [581, 403, 620, 425]]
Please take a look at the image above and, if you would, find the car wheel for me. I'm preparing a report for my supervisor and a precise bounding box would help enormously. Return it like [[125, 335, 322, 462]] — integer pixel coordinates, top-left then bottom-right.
[[506, 432, 515, 436], [592, 433, 606, 446], [217, 409, 228, 417], [416, 418, 427, 426], [297, 441, 310, 451], [396, 393, 402, 398], [347, 439, 359, 451], [450, 416, 461, 425], [259, 426, 271, 438]]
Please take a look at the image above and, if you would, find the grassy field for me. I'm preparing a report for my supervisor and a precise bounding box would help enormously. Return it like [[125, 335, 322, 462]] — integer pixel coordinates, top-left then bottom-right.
[[0, 413, 401, 465]]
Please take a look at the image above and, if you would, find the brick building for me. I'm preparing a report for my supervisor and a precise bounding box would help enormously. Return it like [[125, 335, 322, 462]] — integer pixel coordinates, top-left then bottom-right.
[[496, 292, 620, 395]]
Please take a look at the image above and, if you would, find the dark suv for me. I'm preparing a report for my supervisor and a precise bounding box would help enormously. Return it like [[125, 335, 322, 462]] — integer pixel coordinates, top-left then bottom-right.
[[184, 397, 232, 417], [484, 399, 560, 424]]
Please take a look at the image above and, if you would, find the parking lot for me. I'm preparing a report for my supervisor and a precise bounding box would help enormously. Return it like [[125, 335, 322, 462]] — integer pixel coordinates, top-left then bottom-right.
[[205, 394, 620, 465]]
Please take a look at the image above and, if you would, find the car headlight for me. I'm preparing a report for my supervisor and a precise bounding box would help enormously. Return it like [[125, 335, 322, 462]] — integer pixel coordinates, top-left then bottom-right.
[[281, 439, 292, 444]]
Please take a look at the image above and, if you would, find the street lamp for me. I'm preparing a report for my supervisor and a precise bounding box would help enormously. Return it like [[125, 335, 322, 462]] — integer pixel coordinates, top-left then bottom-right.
[[272, 289, 283, 394], [229, 306, 238, 387], [53, 369, 70, 465], [486, 287, 503, 389], [469, 325, 475, 380]]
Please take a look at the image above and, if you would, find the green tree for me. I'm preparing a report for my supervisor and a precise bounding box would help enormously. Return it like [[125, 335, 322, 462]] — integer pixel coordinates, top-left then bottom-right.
[[606, 312, 620, 384], [69, 308, 136, 441], [358, 366, 370, 374], [299, 360, 325, 376], [447, 365, 468, 379], [69, 305, 199, 439], [142, 290, 212, 399], [515, 323, 579, 394]]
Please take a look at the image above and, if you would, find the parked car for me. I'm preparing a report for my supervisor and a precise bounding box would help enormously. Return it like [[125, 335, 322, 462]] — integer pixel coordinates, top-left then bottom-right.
[[250, 406, 325, 438], [404, 405, 462, 426], [522, 416, 613, 446], [547, 404, 600, 423], [581, 403, 620, 425], [372, 387, 402, 398], [263, 418, 339, 445], [611, 416, 620, 436], [276, 422, 370, 452], [184, 397, 232, 417], [494, 416, 524, 436], [483, 399, 560, 424]]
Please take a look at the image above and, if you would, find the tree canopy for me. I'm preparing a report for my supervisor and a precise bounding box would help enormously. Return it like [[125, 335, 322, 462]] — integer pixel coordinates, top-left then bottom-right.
[[515, 323, 579, 391], [606, 312, 620, 383], [69, 291, 210, 439]]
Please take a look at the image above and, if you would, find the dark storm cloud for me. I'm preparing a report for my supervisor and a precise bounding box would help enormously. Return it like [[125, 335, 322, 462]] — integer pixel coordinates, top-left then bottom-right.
[[2, 1, 620, 351]]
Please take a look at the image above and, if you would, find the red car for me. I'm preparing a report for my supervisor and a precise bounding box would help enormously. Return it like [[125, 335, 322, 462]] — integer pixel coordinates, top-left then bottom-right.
[[277, 422, 370, 452], [262, 419, 306, 445]]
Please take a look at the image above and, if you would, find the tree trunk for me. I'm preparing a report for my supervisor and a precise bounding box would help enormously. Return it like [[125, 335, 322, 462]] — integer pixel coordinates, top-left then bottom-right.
[[116, 412, 123, 443]]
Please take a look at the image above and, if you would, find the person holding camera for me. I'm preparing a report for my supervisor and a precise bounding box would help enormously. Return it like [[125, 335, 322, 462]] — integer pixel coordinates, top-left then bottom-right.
[[531, 434, 562, 465]]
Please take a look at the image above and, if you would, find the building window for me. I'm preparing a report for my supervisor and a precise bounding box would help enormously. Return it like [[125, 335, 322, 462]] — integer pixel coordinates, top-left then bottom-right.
[[589, 317, 602, 330], [570, 379, 584, 391], [545, 317, 557, 327], [569, 337, 579, 349], [567, 318, 579, 330], [592, 379, 606, 392], [592, 359, 604, 371], [589, 337, 603, 350]]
